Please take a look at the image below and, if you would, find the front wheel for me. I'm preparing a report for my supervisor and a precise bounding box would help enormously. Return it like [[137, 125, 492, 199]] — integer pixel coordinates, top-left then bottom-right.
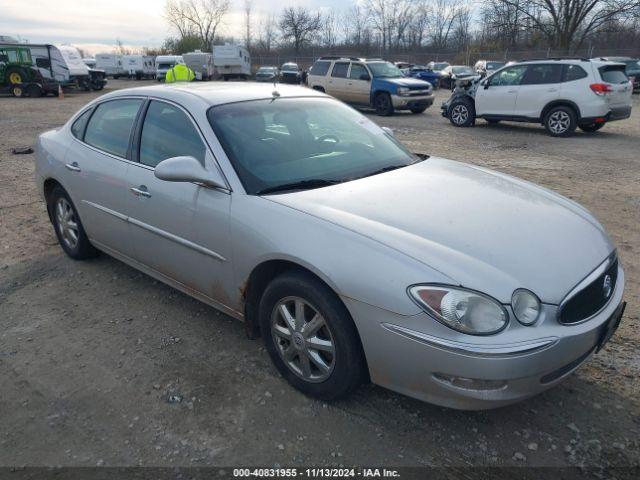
[[259, 271, 366, 401], [48, 186, 98, 260], [447, 98, 475, 127], [544, 106, 577, 137], [579, 123, 605, 133], [374, 93, 394, 116]]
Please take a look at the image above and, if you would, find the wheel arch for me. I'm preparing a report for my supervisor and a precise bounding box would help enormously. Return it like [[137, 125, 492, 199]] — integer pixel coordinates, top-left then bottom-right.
[[540, 100, 581, 123]]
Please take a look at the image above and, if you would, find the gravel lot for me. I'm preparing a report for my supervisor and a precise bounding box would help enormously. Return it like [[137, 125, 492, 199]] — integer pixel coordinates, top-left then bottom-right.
[[1, 80, 638, 471]]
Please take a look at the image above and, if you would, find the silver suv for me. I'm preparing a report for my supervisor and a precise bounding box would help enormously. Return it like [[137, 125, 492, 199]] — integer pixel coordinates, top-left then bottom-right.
[[307, 56, 434, 116]]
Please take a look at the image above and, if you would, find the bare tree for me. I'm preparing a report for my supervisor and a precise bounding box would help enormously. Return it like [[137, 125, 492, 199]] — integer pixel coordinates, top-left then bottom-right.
[[342, 4, 371, 47], [257, 14, 278, 53], [164, 0, 230, 51], [496, 0, 640, 49], [365, 0, 392, 51], [244, 0, 253, 49], [427, 0, 464, 51], [321, 11, 339, 49], [278, 7, 322, 54]]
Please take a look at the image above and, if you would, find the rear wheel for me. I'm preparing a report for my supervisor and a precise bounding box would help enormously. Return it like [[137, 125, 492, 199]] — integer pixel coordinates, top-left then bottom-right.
[[48, 186, 98, 260], [259, 271, 366, 400], [10, 85, 24, 97], [544, 106, 577, 137], [579, 123, 605, 133], [448, 98, 475, 127], [374, 92, 394, 116]]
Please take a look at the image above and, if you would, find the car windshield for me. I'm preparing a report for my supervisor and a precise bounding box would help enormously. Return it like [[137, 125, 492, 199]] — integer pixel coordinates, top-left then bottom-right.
[[367, 62, 404, 78], [486, 62, 505, 70], [622, 59, 640, 69], [282, 64, 297, 72], [432, 63, 448, 71], [452, 66, 474, 75], [158, 63, 174, 69], [207, 97, 421, 194], [258, 67, 276, 73]]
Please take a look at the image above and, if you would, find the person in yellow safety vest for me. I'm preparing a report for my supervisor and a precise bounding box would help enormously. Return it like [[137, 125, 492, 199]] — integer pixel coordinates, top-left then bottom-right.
[[165, 64, 195, 83]]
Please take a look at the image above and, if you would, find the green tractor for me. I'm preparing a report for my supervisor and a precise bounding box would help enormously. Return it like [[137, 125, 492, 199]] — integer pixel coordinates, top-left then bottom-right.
[[0, 45, 57, 97]]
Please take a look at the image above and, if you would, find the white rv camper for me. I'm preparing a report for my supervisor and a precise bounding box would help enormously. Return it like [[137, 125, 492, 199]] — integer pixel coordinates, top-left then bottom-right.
[[82, 58, 96, 68], [182, 50, 214, 80], [123, 55, 155, 79], [213, 44, 251, 80], [26, 44, 71, 85], [155, 55, 184, 82], [95, 53, 126, 78], [57, 45, 90, 83]]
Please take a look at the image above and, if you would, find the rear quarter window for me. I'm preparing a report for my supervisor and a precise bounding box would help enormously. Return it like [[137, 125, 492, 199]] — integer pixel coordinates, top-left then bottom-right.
[[599, 66, 629, 84], [71, 108, 93, 140], [310, 61, 331, 76], [563, 65, 588, 82]]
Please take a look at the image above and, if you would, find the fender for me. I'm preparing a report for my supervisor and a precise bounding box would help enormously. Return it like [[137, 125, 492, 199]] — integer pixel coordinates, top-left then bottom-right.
[[540, 99, 582, 122]]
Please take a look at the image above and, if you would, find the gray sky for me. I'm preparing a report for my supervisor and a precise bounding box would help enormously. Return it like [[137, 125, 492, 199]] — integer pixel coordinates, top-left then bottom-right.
[[0, 0, 342, 54]]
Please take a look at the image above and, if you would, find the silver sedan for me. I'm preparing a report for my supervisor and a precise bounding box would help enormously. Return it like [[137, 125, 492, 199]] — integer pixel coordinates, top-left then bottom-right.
[[35, 83, 626, 409]]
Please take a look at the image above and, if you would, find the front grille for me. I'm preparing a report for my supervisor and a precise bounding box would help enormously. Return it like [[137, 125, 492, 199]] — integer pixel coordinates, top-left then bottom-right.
[[559, 256, 618, 324], [409, 89, 431, 96]]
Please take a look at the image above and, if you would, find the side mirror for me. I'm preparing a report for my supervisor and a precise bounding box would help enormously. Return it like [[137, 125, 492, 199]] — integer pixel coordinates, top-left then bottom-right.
[[155, 156, 227, 189], [481, 79, 489, 89], [359, 73, 371, 81], [381, 126, 394, 137]]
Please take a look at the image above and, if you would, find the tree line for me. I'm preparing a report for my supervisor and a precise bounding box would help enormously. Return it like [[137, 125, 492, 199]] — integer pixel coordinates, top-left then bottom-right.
[[154, 0, 640, 58]]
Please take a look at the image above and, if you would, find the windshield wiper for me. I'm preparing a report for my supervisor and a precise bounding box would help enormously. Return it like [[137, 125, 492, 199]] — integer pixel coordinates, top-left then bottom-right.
[[357, 164, 406, 179], [257, 179, 340, 195]]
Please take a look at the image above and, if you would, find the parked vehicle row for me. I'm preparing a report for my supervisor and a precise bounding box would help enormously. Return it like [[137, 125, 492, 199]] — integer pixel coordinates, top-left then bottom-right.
[[35, 81, 626, 410]]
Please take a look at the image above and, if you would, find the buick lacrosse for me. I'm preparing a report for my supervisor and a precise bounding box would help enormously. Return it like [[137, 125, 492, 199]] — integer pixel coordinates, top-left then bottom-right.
[[35, 83, 625, 409]]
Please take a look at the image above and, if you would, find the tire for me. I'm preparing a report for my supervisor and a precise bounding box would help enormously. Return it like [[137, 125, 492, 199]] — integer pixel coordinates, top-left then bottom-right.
[[312, 86, 325, 93], [259, 271, 366, 401], [410, 106, 427, 114], [27, 84, 43, 98], [374, 92, 394, 116], [7, 68, 25, 85], [579, 123, 605, 133], [10, 85, 24, 97], [48, 186, 98, 260], [544, 105, 577, 137], [447, 98, 475, 127]]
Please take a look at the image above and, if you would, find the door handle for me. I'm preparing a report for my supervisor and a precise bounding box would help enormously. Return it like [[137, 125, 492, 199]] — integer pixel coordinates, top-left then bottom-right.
[[65, 162, 81, 172], [130, 186, 151, 198]]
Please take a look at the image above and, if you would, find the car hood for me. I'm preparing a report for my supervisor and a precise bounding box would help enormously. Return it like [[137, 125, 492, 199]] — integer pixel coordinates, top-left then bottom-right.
[[383, 77, 432, 88], [266, 158, 613, 304]]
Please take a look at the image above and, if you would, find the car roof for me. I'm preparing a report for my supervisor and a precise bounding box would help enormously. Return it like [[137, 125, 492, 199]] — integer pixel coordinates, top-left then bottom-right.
[[98, 82, 327, 107]]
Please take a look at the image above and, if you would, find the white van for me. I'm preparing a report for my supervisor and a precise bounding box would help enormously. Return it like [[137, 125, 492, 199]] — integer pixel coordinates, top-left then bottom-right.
[[95, 53, 126, 78], [155, 55, 184, 82], [123, 55, 155, 79], [213, 44, 251, 80]]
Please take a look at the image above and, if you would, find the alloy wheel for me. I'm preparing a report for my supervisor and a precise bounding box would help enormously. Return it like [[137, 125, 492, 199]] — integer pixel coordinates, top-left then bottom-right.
[[55, 198, 79, 249], [548, 111, 570, 134], [270, 296, 336, 383], [451, 105, 469, 125]]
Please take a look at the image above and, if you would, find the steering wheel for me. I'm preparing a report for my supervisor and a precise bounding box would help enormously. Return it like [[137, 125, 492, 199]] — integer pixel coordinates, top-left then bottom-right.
[[317, 134, 340, 144]]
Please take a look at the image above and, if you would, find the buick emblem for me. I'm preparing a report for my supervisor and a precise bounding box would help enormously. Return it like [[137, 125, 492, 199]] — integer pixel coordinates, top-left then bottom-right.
[[602, 275, 612, 299]]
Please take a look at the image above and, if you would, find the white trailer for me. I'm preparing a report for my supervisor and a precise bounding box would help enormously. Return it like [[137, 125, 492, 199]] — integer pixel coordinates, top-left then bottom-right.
[[183, 50, 214, 80], [25, 43, 71, 85], [123, 54, 155, 79], [57, 45, 90, 85], [155, 55, 184, 82], [95, 53, 126, 78], [213, 44, 251, 80], [82, 58, 96, 68]]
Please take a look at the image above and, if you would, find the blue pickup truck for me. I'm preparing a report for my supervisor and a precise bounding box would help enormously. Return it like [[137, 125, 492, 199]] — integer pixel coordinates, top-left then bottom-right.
[[307, 56, 434, 116]]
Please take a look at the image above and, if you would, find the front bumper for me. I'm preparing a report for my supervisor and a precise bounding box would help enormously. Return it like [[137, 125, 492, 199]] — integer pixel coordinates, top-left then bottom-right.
[[342, 265, 625, 410], [391, 93, 434, 110]]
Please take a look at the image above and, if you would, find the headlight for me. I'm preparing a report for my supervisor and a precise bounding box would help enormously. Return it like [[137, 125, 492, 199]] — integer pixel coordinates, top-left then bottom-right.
[[408, 285, 508, 335], [511, 289, 541, 326], [397, 87, 410, 96]]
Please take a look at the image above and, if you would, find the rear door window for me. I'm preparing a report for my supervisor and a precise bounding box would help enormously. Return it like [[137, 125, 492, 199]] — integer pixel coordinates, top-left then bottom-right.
[[599, 66, 629, 84], [84, 99, 142, 158], [331, 62, 349, 78], [71, 109, 93, 140], [521, 64, 563, 84], [139, 101, 206, 168]]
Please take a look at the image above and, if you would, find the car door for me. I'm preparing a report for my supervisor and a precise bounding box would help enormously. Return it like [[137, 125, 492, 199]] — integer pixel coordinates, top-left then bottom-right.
[[326, 62, 349, 100], [125, 99, 234, 307], [63, 98, 144, 258], [514, 64, 563, 118], [346, 63, 371, 105], [475, 65, 528, 117]]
